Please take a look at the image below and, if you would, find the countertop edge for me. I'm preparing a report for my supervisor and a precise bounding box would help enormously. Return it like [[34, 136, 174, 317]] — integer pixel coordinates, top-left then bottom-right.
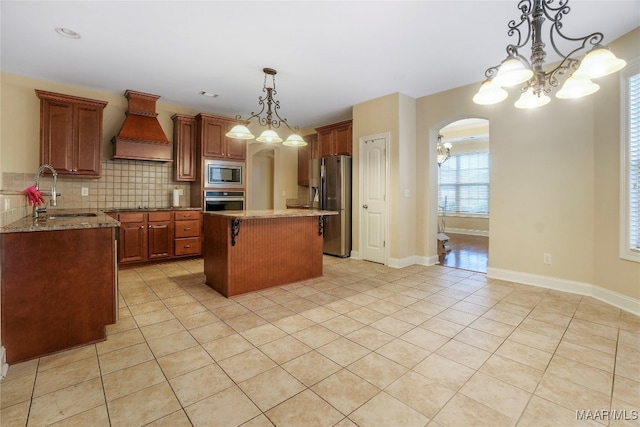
[[204, 209, 339, 219], [1, 210, 120, 234]]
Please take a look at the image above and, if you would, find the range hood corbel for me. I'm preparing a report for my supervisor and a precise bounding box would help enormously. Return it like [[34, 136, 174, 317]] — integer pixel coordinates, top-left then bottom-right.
[[111, 90, 173, 162]]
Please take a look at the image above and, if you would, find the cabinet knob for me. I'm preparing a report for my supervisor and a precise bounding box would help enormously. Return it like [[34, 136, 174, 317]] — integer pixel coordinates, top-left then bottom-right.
[[363, 204, 368, 209], [140, 225, 145, 229]]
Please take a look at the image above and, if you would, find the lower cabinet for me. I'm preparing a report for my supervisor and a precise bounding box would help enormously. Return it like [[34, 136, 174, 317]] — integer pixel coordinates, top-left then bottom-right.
[[148, 212, 174, 259], [1, 227, 116, 363], [116, 210, 201, 264], [174, 210, 202, 256]]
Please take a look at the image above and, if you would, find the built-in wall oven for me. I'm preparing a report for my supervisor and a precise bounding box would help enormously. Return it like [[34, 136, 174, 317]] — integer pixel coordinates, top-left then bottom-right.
[[204, 190, 245, 212]]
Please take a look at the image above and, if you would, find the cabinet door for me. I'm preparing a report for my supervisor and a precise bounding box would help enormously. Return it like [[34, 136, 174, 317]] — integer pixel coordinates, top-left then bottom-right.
[[226, 137, 246, 160], [74, 104, 103, 176], [119, 222, 147, 263], [309, 134, 320, 159], [334, 124, 352, 156], [298, 144, 310, 186], [173, 115, 196, 181], [41, 100, 75, 174], [318, 130, 334, 157], [201, 119, 225, 158], [148, 220, 173, 259], [37, 90, 106, 177]]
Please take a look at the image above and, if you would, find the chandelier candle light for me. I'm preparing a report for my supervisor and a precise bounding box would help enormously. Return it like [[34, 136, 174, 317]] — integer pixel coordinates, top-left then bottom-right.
[[225, 68, 307, 146], [473, 0, 626, 109]]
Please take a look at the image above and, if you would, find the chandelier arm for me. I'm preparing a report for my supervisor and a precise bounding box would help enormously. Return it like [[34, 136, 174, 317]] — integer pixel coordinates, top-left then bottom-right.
[[545, 0, 604, 58], [505, 0, 534, 53]]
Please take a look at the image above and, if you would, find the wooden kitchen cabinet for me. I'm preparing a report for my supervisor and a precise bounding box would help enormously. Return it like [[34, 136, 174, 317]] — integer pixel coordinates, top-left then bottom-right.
[[196, 113, 246, 160], [148, 211, 174, 259], [174, 210, 202, 256], [35, 90, 108, 177], [172, 114, 197, 181], [297, 134, 318, 186], [118, 212, 147, 263], [316, 120, 352, 157], [115, 209, 201, 264], [1, 227, 116, 363]]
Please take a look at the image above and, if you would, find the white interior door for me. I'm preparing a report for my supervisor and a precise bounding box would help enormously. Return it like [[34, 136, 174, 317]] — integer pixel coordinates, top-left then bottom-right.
[[360, 134, 388, 264]]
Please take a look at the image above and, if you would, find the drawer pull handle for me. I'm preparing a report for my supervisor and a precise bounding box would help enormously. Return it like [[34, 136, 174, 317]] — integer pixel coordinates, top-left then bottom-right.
[[184, 245, 191, 248], [184, 227, 192, 231]]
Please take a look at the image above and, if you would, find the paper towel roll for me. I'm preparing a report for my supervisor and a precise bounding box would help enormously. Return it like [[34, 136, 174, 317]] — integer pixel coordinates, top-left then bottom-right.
[[172, 189, 180, 207]]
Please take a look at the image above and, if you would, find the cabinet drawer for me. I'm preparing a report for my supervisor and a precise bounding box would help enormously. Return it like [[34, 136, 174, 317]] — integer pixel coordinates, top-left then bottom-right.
[[148, 211, 172, 222], [175, 220, 200, 238], [175, 237, 201, 256], [119, 212, 145, 223], [175, 210, 199, 221]]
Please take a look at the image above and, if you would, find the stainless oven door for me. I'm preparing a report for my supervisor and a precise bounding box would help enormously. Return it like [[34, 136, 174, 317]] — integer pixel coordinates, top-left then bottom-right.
[[204, 191, 245, 211]]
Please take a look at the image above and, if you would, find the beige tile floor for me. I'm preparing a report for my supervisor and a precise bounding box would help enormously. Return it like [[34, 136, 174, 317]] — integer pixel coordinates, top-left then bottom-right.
[[1, 257, 639, 427]]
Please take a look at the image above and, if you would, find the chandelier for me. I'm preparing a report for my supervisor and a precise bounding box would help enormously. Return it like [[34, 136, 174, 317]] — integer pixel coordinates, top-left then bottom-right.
[[225, 67, 307, 146], [437, 134, 452, 166], [473, 0, 626, 109]]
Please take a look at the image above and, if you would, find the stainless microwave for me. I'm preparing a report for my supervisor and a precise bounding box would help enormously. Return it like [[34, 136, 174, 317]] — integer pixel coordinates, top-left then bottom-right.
[[204, 159, 244, 188]]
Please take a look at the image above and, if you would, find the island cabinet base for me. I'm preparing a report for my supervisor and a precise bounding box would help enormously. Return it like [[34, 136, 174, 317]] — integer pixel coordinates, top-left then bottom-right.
[[1, 228, 116, 363], [204, 214, 324, 297]]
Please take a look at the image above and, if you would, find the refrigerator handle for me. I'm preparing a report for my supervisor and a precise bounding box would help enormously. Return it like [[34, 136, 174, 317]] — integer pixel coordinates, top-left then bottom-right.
[[320, 163, 325, 210]]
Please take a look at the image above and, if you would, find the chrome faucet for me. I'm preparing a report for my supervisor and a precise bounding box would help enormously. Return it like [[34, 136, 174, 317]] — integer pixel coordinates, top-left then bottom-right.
[[33, 164, 58, 218]]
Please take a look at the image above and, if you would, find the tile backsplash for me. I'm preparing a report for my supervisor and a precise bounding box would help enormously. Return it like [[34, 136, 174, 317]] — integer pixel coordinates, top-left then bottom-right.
[[2, 159, 191, 225]]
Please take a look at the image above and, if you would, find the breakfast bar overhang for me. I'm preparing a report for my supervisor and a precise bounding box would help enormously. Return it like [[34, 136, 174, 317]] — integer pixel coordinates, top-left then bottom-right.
[[203, 209, 338, 297]]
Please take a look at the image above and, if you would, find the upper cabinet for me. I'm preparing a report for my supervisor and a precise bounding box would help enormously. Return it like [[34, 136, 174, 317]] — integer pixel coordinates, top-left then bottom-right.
[[172, 114, 196, 181], [35, 90, 108, 177], [298, 133, 318, 186], [316, 120, 352, 158], [196, 113, 246, 161]]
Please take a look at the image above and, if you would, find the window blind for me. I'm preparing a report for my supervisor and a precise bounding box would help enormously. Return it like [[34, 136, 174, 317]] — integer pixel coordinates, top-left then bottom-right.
[[438, 152, 490, 215]]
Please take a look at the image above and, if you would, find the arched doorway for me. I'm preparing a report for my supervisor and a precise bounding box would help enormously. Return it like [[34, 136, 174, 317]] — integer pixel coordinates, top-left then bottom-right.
[[251, 149, 275, 209], [436, 118, 490, 273]]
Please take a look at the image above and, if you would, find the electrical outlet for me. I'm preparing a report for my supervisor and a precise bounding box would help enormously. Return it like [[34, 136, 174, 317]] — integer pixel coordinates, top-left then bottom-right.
[[81, 187, 89, 196], [543, 253, 552, 264], [4, 199, 10, 210], [178, 188, 184, 196]]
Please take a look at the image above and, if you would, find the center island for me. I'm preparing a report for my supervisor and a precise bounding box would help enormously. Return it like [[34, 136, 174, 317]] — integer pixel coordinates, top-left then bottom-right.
[[203, 209, 338, 297]]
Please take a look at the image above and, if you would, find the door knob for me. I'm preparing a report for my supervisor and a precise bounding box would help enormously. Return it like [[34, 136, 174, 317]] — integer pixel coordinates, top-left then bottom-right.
[[363, 204, 368, 209]]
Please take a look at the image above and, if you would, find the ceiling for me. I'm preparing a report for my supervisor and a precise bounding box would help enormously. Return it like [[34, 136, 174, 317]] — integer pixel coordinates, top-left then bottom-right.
[[2, 1, 638, 129]]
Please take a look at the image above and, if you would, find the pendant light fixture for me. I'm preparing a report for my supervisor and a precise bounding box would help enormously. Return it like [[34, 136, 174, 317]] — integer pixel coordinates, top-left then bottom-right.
[[473, 0, 626, 109], [226, 68, 307, 146], [436, 134, 452, 166]]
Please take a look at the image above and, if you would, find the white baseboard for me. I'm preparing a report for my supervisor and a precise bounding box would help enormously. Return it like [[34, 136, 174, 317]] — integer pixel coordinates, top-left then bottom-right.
[[487, 267, 640, 316], [444, 228, 489, 237], [1, 346, 8, 379], [388, 255, 420, 269], [349, 250, 360, 260]]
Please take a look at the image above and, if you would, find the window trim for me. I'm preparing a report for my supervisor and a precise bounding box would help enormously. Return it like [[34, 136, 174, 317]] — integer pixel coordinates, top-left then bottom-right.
[[620, 57, 640, 263]]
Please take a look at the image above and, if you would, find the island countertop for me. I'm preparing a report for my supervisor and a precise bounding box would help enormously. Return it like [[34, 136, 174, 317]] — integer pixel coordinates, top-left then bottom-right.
[[204, 209, 338, 219], [1, 209, 119, 233]]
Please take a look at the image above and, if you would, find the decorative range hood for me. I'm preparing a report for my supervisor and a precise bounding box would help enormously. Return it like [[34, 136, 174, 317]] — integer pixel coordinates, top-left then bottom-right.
[[111, 90, 172, 162]]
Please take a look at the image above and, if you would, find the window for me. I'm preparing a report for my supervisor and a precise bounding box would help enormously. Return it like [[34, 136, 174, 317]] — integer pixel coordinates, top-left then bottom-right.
[[438, 151, 490, 215], [621, 58, 640, 262]]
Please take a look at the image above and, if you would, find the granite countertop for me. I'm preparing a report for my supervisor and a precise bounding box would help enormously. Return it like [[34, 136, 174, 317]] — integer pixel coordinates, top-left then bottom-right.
[[104, 206, 200, 213], [1, 209, 120, 233], [205, 209, 338, 219]]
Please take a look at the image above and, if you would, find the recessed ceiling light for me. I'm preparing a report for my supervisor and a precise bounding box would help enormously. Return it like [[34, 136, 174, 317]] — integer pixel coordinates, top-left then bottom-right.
[[200, 91, 220, 98], [55, 27, 81, 39]]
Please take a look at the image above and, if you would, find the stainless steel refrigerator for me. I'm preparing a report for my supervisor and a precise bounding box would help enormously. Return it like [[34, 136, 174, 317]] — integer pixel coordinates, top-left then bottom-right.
[[310, 156, 352, 257]]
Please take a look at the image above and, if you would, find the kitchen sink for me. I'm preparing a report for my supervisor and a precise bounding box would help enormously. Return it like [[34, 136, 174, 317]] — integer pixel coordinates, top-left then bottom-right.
[[47, 213, 98, 219]]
